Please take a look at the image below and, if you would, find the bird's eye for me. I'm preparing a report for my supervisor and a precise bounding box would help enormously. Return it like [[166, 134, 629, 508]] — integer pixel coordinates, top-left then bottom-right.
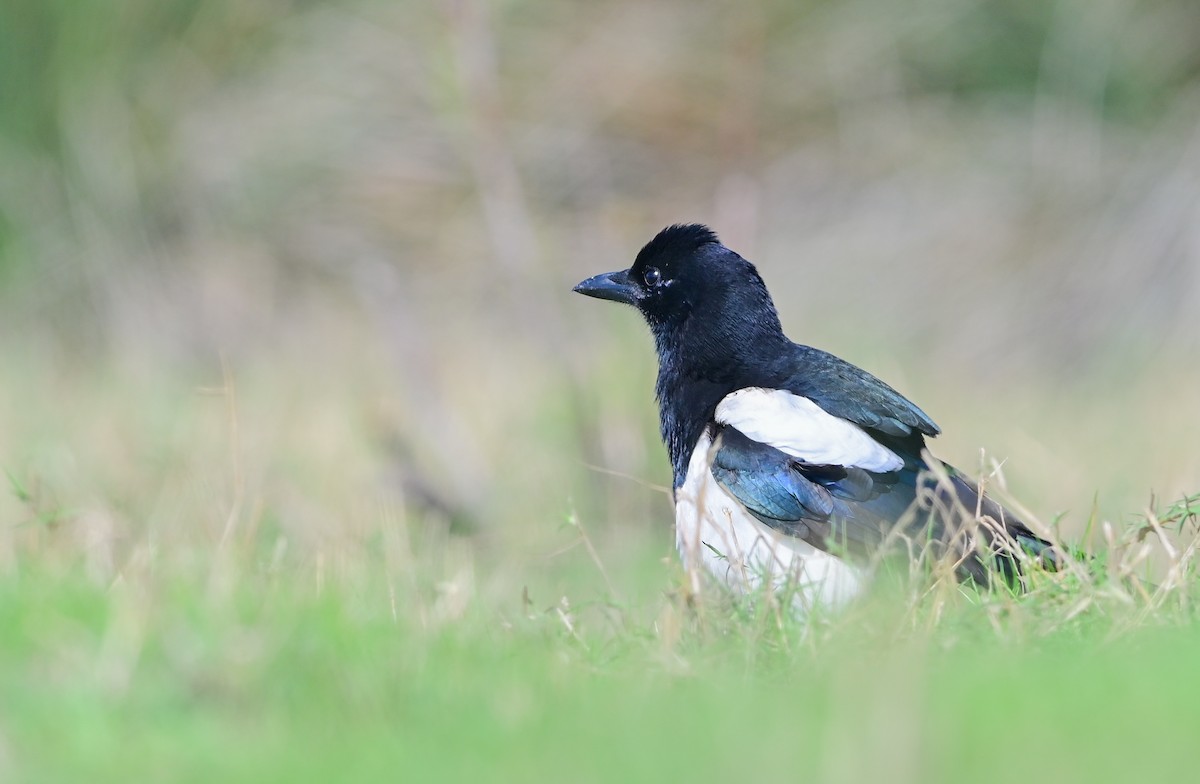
[[643, 267, 662, 287]]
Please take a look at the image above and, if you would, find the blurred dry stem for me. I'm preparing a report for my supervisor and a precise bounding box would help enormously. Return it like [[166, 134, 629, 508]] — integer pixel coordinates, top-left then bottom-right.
[[444, 0, 539, 275]]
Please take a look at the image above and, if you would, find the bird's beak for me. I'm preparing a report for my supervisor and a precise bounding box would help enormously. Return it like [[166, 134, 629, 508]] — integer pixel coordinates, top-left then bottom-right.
[[572, 269, 640, 305]]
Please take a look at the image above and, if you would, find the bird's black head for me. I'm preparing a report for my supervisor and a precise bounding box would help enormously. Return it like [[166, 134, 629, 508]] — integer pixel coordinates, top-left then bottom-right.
[[575, 224, 791, 485], [574, 224, 786, 362]]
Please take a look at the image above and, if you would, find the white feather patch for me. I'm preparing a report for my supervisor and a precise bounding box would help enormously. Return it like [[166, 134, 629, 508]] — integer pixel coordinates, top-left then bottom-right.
[[714, 387, 903, 473], [675, 432, 866, 614]]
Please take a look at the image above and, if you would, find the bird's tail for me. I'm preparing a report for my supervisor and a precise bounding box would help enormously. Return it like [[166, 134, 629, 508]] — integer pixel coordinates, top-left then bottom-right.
[[920, 461, 1060, 586]]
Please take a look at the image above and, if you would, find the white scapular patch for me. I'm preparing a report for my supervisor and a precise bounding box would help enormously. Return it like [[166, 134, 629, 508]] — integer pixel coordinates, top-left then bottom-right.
[[714, 387, 903, 473], [674, 432, 867, 615]]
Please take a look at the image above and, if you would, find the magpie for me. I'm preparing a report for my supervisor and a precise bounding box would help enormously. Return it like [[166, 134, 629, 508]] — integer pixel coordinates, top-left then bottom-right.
[[574, 224, 1056, 612]]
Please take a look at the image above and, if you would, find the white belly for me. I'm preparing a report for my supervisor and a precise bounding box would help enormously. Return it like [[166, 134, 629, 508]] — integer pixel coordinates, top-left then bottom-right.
[[674, 432, 867, 614]]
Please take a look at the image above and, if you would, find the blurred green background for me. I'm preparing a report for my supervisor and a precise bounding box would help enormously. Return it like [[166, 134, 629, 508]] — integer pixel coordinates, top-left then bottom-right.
[[1, 0, 1199, 780]]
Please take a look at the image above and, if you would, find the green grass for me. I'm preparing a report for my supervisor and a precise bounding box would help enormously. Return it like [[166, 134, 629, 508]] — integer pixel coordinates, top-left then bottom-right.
[[5, 544, 1200, 783]]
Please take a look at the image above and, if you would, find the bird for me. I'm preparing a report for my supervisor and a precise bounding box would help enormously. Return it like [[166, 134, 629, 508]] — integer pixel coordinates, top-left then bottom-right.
[[573, 223, 1057, 614]]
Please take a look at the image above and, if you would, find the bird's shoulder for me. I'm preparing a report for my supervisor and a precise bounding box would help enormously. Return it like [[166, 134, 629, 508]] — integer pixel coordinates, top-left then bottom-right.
[[763, 343, 940, 439]]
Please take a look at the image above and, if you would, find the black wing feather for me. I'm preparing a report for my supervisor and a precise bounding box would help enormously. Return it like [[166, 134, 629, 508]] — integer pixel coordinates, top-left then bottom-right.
[[710, 426, 835, 522], [710, 426, 897, 557], [707, 425, 1055, 583], [774, 345, 940, 438]]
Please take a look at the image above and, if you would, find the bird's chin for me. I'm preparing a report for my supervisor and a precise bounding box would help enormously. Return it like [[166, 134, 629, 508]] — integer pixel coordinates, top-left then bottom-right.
[[572, 269, 641, 306]]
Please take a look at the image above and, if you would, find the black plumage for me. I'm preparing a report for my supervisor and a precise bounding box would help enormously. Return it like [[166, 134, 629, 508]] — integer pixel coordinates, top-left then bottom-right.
[[574, 223, 1055, 589]]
